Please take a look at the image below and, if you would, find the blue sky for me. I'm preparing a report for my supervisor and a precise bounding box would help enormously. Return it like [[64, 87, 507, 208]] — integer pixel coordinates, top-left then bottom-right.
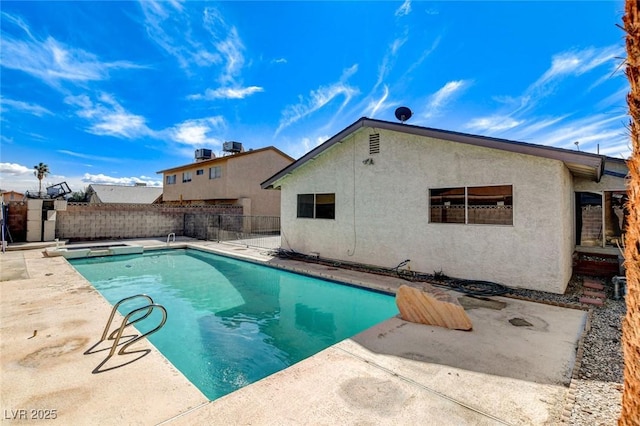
[[0, 0, 630, 194]]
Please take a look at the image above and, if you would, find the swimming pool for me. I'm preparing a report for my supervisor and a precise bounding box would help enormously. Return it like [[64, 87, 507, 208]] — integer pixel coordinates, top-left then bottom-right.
[[69, 249, 398, 400]]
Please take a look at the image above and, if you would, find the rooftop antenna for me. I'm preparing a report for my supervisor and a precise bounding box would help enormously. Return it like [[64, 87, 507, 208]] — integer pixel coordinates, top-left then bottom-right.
[[574, 141, 580, 151], [394, 106, 412, 123]]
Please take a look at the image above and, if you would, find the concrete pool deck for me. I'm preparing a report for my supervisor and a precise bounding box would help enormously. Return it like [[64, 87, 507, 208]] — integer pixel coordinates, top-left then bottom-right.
[[1, 238, 588, 425]]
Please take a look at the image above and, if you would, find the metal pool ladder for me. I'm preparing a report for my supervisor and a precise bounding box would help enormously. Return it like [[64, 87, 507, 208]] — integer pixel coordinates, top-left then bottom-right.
[[97, 294, 167, 358], [167, 232, 176, 245]]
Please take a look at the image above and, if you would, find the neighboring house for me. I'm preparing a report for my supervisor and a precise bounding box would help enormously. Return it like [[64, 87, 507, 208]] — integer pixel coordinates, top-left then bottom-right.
[[1, 190, 24, 202], [86, 184, 163, 204], [262, 117, 629, 294], [157, 146, 294, 216]]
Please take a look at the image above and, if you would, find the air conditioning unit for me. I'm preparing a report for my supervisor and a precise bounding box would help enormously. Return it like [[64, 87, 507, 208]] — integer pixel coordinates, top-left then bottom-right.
[[223, 141, 243, 153], [195, 149, 213, 161]]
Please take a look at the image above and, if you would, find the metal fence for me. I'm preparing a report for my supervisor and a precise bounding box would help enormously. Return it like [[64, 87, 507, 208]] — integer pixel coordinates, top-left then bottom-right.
[[184, 214, 281, 250]]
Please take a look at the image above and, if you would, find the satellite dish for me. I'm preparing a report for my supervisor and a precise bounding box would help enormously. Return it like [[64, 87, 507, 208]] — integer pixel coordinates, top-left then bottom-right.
[[395, 106, 412, 123]]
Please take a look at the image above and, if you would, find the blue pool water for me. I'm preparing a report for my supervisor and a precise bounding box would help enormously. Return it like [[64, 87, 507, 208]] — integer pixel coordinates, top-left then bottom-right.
[[70, 249, 398, 400]]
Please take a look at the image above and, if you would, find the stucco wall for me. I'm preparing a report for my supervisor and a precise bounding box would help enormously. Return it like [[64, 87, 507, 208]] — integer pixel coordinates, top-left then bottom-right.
[[278, 128, 575, 293], [162, 149, 292, 216]]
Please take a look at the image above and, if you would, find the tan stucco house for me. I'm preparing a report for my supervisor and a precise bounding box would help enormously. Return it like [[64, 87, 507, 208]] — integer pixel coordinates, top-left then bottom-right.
[[158, 146, 294, 216], [262, 117, 629, 294]]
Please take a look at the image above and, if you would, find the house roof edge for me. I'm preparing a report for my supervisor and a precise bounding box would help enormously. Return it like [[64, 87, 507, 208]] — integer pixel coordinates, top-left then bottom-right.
[[261, 117, 607, 188]]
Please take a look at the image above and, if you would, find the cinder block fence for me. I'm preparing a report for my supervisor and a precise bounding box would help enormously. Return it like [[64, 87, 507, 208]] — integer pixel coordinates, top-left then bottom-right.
[[6, 202, 243, 242]]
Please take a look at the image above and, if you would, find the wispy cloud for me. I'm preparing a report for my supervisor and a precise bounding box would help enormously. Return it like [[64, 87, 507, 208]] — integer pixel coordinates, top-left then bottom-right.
[[502, 115, 569, 140], [188, 86, 263, 100], [462, 45, 628, 157], [141, 2, 259, 99], [169, 116, 225, 147], [405, 35, 441, 77], [365, 85, 390, 118], [374, 34, 408, 91], [139, 0, 211, 70], [424, 80, 471, 119], [535, 46, 622, 87], [514, 45, 623, 115], [516, 113, 627, 149], [276, 65, 359, 136], [271, 58, 287, 64], [465, 115, 523, 132], [57, 150, 119, 162], [65, 93, 153, 139], [81, 173, 162, 187], [0, 97, 52, 116], [284, 134, 329, 160], [1, 13, 143, 87], [596, 86, 629, 111], [395, 0, 411, 17]]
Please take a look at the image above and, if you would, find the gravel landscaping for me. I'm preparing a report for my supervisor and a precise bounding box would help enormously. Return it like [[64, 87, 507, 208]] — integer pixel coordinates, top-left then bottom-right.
[[569, 298, 625, 425]]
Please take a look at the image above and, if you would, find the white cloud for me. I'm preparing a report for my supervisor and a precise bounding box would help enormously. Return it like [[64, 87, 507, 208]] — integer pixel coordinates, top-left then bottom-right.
[[81, 173, 162, 187], [169, 117, 225, 147], [276, 66, 359, 135], [466, 115, 523, 132], [395, 0, 411, 17], [272, 58, 287, 64], [0, 162, 33, 176], [0, 98, 52, 116], [0, 162, 66, 193], [1, 13, 143, 87], [188, 86, 264, 100], [424, 80, 471, 118], [65, 93, 153, 139]]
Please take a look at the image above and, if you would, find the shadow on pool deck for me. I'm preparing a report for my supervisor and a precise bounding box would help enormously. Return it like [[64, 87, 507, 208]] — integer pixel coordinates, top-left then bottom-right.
[[0, 238, 587, 425]]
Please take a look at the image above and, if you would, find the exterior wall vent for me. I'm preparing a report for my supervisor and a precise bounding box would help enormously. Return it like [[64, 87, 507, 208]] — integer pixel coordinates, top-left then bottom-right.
[[369, 133, 380, 154]]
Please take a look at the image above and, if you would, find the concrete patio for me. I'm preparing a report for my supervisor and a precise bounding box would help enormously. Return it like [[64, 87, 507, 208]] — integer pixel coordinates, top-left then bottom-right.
[[1, 239, 588, 425]]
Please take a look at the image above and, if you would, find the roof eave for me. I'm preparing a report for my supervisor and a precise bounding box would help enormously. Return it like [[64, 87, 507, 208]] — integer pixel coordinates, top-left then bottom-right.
[[260, 117, 607, 187]]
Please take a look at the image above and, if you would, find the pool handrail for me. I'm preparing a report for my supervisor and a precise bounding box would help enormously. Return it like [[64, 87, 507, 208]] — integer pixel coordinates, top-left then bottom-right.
[[99, 294, 155, 342], [108, 303, 168, 358]]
